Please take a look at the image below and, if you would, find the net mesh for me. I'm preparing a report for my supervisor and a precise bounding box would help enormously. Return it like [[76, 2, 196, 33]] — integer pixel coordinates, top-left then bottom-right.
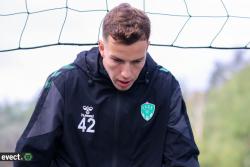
[[1, 0, 250, 52]]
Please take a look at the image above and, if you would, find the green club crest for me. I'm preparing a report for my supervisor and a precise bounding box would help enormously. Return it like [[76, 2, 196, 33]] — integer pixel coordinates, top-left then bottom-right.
[[141, 102, 155, 121]]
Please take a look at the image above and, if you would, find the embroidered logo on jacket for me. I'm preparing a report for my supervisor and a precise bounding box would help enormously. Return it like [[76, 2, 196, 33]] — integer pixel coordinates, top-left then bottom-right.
[[141, 102, 155, 121], [77, 105, 95, 133]]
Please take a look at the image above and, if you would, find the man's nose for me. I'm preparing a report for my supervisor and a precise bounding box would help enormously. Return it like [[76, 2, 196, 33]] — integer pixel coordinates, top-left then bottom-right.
[[121, 63, 132, 79]]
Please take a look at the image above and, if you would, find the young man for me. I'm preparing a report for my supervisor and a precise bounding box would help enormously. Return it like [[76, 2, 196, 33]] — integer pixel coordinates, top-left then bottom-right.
[[15, 3, 200, 167]]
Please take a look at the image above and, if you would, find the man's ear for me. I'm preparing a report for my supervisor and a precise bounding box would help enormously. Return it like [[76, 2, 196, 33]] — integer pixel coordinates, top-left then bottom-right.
[[147, 40, 150, 50], [98, 40, 104, 57]]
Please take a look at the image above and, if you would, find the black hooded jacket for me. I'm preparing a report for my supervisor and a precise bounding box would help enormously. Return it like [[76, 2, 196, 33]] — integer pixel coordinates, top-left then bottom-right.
[[15, 47, 200, 167]]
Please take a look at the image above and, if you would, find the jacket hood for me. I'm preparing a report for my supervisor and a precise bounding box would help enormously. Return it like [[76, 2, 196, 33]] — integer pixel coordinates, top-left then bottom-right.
[[73, 47, 158, 85]]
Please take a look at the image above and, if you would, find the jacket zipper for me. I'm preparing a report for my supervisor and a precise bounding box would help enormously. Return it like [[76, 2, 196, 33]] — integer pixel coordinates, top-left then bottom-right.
[[112, 92, 120, 167]]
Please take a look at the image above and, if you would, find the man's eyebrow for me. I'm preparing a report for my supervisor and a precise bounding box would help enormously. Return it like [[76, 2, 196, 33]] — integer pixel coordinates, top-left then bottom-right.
[[132, 56, 145, 62], [110, 55, 123, 60], [110, 55, 145, 62]]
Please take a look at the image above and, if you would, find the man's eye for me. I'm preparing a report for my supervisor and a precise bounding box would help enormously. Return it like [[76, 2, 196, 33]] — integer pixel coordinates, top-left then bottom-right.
[[113, 59, 123, 63], [132, 60, 142, 64]]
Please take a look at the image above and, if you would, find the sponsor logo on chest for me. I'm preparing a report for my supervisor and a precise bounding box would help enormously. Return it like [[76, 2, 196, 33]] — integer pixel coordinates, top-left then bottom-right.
[[77, 105, 96, 133]]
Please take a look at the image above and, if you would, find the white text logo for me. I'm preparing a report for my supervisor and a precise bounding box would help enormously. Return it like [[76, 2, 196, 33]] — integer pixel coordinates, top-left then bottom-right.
[[77, 105, 95, 133]]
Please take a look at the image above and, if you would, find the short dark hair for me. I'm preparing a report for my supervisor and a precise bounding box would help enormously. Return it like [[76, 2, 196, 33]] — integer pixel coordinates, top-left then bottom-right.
[[102, 3, 151, 45]]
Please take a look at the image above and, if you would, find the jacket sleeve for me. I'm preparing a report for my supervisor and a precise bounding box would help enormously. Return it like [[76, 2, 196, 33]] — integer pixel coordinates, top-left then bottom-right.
[[14, 80, 64, 167], [162, 81, 200, 167]]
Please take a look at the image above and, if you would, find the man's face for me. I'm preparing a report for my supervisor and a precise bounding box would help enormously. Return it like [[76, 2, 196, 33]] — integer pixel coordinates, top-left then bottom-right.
[[99, 36, 149, 91]]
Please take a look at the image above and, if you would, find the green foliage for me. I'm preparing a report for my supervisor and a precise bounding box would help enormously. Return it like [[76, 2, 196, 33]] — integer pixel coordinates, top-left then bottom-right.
[[0, 101, 35, 152], [201, 65, 250, 167]]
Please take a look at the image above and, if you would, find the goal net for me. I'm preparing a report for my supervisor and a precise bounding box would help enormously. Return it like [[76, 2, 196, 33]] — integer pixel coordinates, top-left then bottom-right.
[[1, 0, 250, 52]]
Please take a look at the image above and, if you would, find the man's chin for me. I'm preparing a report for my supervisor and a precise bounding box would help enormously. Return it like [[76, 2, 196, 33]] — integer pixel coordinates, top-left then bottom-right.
[[115, 86, 130, 91]]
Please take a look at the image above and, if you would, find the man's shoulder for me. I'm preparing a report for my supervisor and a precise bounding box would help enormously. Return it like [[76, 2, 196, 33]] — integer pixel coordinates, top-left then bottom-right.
[[158, 66, 170, 74], [154, 65, 180, 89], [156, 66, 174, 80], [44, 63, 79, 89]]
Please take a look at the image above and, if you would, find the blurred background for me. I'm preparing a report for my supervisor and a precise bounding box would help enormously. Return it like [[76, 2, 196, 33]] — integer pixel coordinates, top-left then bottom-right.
[[1, 0, 250, 167]]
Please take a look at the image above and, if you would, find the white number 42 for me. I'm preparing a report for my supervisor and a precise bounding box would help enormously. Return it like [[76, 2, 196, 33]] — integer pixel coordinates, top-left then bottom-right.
[[78, 115, 95, 133]]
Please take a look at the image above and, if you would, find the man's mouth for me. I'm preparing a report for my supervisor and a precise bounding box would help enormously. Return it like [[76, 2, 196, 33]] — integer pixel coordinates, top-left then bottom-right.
[[117, 80, 131, 88]]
